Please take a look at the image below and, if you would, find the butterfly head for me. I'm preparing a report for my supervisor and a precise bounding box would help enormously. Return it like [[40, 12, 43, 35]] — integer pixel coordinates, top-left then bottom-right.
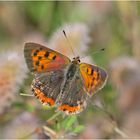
[[72, 56, 81, 64]]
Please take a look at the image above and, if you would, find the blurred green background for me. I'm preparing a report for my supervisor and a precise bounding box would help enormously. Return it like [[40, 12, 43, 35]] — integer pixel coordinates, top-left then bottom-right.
[[0, 1, 140, 139]]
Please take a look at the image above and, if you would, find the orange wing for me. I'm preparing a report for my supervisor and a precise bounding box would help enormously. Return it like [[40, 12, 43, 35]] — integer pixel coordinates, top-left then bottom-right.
[[24, 42, 71, 73], [80, 63, 108, 96]]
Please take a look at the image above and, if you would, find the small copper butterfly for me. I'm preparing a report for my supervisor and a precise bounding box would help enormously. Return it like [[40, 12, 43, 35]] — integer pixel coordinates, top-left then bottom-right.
[[24, 42, 107, 115]]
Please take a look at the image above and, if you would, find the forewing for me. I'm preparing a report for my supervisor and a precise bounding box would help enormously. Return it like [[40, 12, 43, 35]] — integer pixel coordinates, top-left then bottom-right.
[[80, 63, 107, 96], [31, 69, 64, 106], [58, 71, 88, 115], [24, 42, 71, 73]]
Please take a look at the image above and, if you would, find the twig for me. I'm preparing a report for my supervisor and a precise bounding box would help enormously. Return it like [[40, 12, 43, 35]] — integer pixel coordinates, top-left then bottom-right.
[[114, 127, 129, 138], [19, 127, 41, 139], [43, 125, 57, 138], [46, 111, 61, 124], [20, 93, 34, 97], [20, 112, 61, 139], [91, 102, 129, 138]]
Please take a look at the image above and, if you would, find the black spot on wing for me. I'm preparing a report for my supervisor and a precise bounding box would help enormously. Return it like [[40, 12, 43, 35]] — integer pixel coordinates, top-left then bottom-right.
[[41, 65, 44, 70], [91, 69, 94, 75], [44, 51, 49, 58], [87, 68, 89, 73], [35, 61, 40, 66], [33, 50, 40, 56], [38, 56, 42, 60], [33, 52, 37, 56], [87, 68, 94, 75], [40, 47, 43, 50], [52, 55, 56, 60]]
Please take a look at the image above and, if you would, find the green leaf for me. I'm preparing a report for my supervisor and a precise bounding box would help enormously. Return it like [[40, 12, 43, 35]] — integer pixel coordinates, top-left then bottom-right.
[[56, 122, 61, 131], [62, 116, 77, 131], [73, 125, 84, 133], [12, 102, 35, 112]]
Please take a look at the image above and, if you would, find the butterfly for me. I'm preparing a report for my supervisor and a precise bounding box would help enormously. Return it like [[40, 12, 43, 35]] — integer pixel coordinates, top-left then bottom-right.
[[24, 42, 107, 115]]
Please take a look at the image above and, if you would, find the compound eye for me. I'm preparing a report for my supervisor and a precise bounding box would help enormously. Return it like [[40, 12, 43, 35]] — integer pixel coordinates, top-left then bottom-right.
[[78, 59, 81, 63]]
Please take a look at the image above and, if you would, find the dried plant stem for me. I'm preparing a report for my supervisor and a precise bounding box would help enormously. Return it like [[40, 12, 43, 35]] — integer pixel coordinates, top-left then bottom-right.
[[20, 111, 61, 139], [19, 127, 42, 139], [92, 103, 129, 138], [46, 111, 61, 123], [43, 125, 57, 138], [20, 93, 34, 97], [114, 127, 128, 138]]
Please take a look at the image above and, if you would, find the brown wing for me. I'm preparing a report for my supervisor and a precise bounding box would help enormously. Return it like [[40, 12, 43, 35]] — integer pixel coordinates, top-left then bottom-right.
[[58, 70, 88, 115], [31, 69, 64, 106], [80, 63, 108, 96], [24, 42, 71, 73]]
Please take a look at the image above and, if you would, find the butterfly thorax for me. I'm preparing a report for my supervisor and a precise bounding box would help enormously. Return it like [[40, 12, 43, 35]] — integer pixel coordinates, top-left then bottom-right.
[[66, 63, 79, 80], [72, 56, 81, 64]]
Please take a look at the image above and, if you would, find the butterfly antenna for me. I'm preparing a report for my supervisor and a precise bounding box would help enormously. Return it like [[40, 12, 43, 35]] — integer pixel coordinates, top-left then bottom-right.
[[80, 48, 105, 59], [63, 30, 76, 57]]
